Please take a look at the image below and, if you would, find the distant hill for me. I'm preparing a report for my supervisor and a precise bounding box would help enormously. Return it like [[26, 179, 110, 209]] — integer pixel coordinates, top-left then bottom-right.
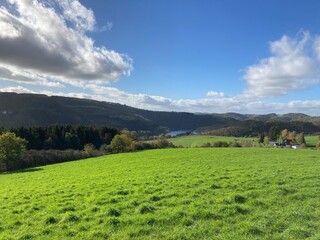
[[0, 92, 319, 135], [0, 93, 232, 133]]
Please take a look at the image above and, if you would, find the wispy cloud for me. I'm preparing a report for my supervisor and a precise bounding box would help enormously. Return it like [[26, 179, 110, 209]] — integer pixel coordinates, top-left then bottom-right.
[[100, 21, 113, 32], [3, 85, 320, 115], [0, 0, 132, 87], [207, 91, 225, 98]]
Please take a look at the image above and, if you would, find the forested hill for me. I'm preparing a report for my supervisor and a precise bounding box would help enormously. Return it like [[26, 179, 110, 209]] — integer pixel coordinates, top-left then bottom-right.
[[0, 92, 319, 135], [0, 92, 232, 133]]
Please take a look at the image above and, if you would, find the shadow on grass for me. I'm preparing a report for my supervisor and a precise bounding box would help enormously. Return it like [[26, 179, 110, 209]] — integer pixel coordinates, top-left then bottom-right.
[[1, 168, 44, 175]]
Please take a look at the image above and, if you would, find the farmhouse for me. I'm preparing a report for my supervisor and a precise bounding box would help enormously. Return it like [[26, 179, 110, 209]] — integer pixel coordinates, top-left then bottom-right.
[[270, 136, 301, 149]]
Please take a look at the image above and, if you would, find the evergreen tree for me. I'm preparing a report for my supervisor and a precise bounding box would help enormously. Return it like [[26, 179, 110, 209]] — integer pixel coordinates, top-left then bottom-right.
[[296, 132, 306, 145], [268, 126, 280, 141]]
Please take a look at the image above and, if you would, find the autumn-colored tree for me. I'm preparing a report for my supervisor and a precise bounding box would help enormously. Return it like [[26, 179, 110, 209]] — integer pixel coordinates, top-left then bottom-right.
[[280, 129, 289, 139]]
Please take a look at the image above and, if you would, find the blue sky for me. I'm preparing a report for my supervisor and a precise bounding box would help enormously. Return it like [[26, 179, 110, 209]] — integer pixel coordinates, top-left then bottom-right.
[[1, 0, 320, 114]]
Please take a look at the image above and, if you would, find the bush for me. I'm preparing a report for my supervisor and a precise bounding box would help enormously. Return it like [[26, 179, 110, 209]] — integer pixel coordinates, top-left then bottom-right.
[[133, 142, 156, 151], [201, 142, 211, 148], [241, 141, 254, 148], [212, 141, 229, 148], [0, 132, 27, 171], [84, 144, 95, 157], [155, 137, 175, 148], [230, 141, 242, 148], [108, 134, 134, 153], [22, 149, 88, 168]]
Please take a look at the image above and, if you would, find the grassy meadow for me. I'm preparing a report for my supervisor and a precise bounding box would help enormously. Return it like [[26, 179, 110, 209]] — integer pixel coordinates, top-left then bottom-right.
[[167, 135, 257, 148], [1, 148, 320, 239], [169, 134, 319, 148], [305, 135, 320, 147]]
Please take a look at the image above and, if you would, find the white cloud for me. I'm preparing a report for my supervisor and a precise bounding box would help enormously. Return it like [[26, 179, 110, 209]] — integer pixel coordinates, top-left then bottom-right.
[[0, 0, 132, 87], [207, 91, 225, 98], [57, 0, 96, 32], [4, 85, 320, 115], [0, 86, 34, 94], [86, 84, 173, 111], [244, 32, 320, 98], [100, 21, 113, 32], [0, 64, 64, 87]]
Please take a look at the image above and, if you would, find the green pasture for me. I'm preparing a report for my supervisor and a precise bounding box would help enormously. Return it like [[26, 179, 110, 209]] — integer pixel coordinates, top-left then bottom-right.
[[168, 135, 257, 147], [1, 148, 320, 239], [305, 135, 319, 147], [169, 134, 319, 148]]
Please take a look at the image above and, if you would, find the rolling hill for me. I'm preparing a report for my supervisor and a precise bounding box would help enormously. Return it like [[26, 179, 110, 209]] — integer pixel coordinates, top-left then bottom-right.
[[1, 148, 320, 239], [0, 92, 232, 133], [0, 92, 319, 135]]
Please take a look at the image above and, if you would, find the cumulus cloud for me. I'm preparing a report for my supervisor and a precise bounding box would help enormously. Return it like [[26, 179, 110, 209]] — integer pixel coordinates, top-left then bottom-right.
[[0, 64, 64, 87], [244, 32, 320, 98], [57, 0, 96, 31], [0, 0, 132, 87]]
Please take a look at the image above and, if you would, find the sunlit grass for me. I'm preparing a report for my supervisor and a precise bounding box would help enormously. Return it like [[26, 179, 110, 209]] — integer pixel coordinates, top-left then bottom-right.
[[305, 135, 319, 147], [1, 148, 320, 239], [168, 135, 257, 147]]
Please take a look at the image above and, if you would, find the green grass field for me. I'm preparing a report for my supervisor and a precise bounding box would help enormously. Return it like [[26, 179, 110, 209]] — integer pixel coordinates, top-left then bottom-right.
[[305, 135, 319, 147], [1, 148, 320, 239], [169, 135, 320, 148], [168, 135, 257, 148]]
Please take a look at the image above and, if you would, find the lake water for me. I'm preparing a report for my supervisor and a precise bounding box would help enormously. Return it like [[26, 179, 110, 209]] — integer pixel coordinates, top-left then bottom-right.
[[168, 130, 197, 137]]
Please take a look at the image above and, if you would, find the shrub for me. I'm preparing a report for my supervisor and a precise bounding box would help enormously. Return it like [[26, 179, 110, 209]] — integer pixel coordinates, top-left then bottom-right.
[[84, 144, 95, 157], [133, 142, 155, 151], [212, 141, 229, 148], [230, 141, 242, 148], [155, 137, 175, 148], [22, 149, 88, 168], [241, 141, 254, 148], [201, 142, 211, 148], [108, 134, 134, 153], [0, 132, 27, 171]]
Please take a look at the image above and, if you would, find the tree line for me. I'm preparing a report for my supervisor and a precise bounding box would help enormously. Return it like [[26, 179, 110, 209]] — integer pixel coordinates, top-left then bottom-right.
[[1, 125, 119, 150], [201, 120, 320, 137], [0, 127, 175, 172]]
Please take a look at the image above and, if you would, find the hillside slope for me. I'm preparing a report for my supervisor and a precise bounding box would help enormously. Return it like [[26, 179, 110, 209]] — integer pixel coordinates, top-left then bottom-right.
[[1, 92, 319, 134], [1, 148, 320, 239], [0, 93, 230, 132]]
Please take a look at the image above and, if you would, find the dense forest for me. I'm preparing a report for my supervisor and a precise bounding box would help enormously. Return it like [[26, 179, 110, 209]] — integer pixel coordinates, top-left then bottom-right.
[[1, 93, 320, 138], [1, 125, 119, 150], [200, 120, 320, 137]]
